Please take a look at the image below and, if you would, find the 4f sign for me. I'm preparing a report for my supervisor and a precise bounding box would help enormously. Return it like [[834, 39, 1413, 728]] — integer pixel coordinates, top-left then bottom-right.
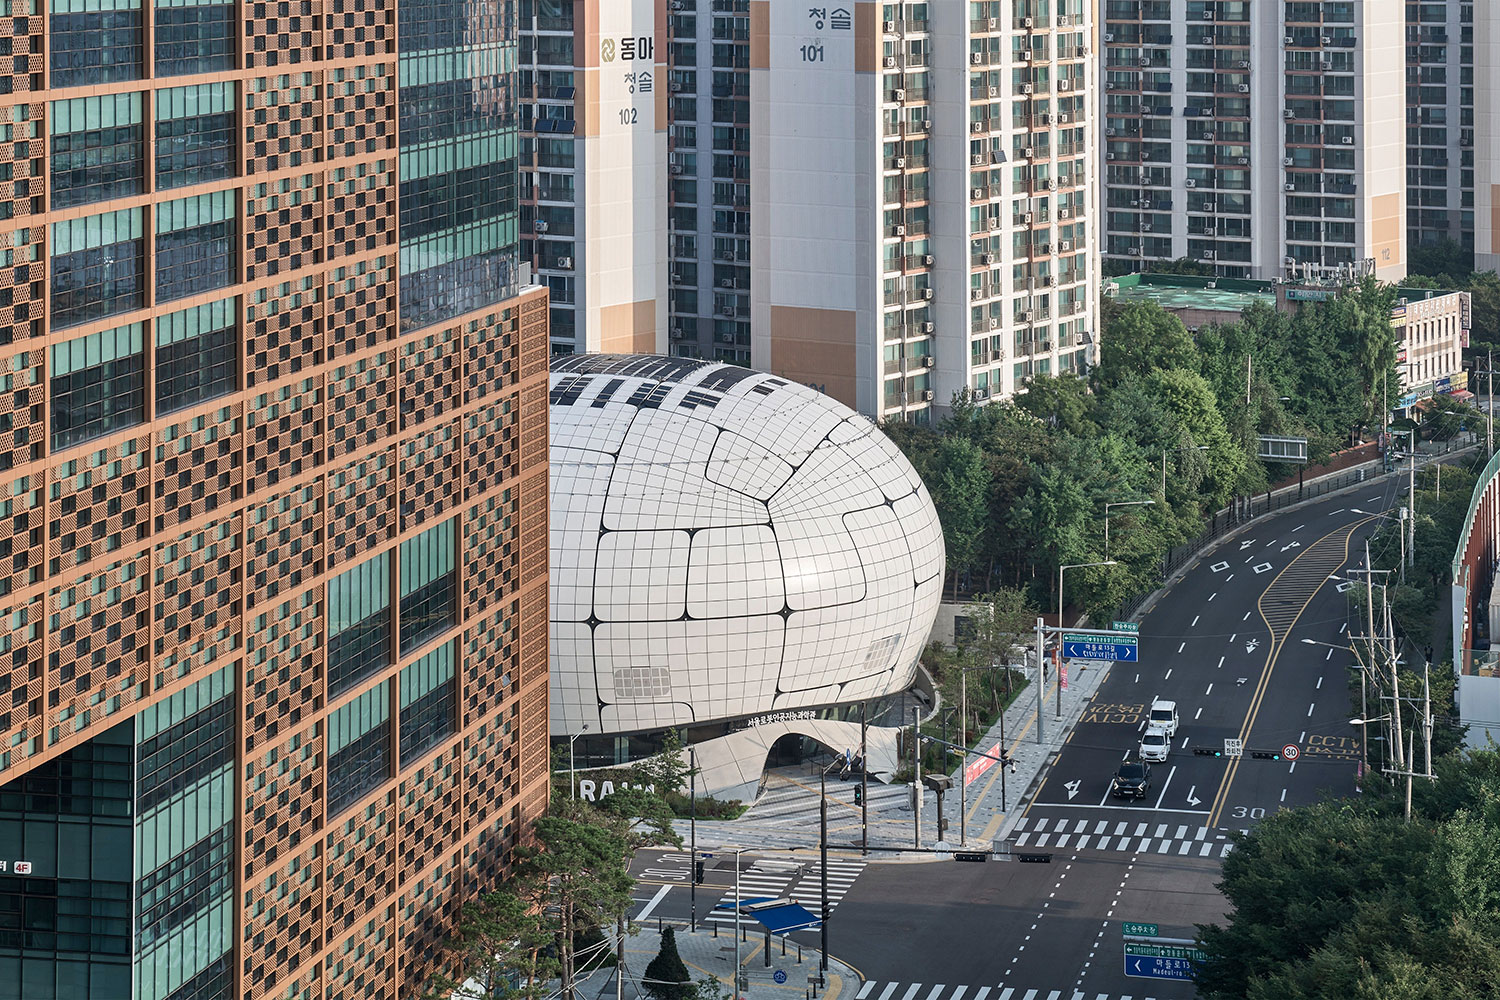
[[0, 860, 33, 874]]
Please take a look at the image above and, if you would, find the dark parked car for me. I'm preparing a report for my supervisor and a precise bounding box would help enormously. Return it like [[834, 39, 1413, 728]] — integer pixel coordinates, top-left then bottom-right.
[[1111, 760, 1152, 799]]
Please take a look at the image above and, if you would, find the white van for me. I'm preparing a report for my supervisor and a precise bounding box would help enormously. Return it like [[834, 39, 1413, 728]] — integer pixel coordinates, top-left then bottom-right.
[[1139, 726, 1171, 762], [1149, 698, 1179, 737]]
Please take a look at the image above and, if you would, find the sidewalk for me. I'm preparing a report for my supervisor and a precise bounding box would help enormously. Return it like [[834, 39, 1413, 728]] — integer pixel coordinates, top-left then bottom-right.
[[583, 918, 859, 1000]]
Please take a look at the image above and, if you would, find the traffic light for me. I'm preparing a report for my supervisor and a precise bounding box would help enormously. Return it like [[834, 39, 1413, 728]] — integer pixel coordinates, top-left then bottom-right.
[[1251, 750, 1281, 760], [1193, 747, 1222, 757], [694, 860, 705, 884], [852, 785, 863, 806]]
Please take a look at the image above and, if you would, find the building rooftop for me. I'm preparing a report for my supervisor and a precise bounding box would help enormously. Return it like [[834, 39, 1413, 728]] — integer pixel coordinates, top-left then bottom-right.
[[1106, 272, 1277, 316]]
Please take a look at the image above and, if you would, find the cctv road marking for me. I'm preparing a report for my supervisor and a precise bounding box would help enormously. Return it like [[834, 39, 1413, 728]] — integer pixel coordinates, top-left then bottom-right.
[[1254, 562, 1273, 573]]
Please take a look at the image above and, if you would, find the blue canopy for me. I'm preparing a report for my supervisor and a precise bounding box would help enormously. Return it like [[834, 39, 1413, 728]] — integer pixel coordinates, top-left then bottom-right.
[[714, 897, 823, 936]]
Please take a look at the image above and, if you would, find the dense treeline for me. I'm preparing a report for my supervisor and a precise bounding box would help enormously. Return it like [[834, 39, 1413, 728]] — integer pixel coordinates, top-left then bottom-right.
[[886, 280, 1401, 618]]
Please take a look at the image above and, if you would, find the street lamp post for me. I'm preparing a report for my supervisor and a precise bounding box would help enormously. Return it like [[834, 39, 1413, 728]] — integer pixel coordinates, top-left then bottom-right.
[[1057, 561, 1117, 717], [1104, 499, 1155, 560], [568, 723, 591, 800]]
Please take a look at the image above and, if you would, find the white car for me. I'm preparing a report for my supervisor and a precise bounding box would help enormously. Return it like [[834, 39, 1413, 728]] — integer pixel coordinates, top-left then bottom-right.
[[1149, 698, 1179, 737], [1139, 726, 1171, 762]]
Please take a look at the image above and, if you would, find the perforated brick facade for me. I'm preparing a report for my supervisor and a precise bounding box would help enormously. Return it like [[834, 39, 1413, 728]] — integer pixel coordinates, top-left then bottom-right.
[[0, 0, 551, 994]]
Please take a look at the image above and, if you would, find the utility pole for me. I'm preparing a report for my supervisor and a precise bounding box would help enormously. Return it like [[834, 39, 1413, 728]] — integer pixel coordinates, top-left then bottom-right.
[[689, 746, 697, 932], [1408, 434, 1416, 572], [1490, 349, 1495, 455], [912, 705, 921, 849], [960, 666, 968, 847], [1386, 597, 1408, 822], [820, 764, 829, 972], [1034, 617, 1046, 746], [860, 701, 868, 857]]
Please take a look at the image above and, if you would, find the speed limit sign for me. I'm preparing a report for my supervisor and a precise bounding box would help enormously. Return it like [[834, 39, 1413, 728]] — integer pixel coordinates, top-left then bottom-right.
[[1282, 744, 1300, 761]]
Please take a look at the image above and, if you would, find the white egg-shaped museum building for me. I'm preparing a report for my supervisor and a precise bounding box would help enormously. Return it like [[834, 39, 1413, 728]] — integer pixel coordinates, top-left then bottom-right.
[[548, 354, 945, 748]]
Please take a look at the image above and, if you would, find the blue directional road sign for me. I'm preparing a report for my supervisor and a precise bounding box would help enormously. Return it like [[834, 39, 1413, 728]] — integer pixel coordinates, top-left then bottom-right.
[[1062, 633, 1139, 662], [1123, 943, 1204, 981]]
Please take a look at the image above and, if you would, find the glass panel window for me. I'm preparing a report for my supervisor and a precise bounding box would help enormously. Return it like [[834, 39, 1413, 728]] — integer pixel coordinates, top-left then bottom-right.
[[156, 297, 237, 414], [399, 641, 455, 766], [49, 93, 145, 209], [327, 681, 390, 815], [50, 208, 147, 328], [155, 191, 235, 304], [399, 518, 455, 654], [50, 0, 143, 88], [155, 83, 235, 189], [328, 552, 391, 697], [154, 0, 234, 75], [50, 323, 145, 450]]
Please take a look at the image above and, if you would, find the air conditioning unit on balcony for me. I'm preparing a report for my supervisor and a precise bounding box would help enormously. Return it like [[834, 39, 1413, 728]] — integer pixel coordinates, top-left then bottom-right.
[[1019, 310, 1033, 322], [987, 17, 997, 28], [971, 121, 985, 133], [1237, 84, 1249, 93], [1042, 275, 1055, 287], [670, 81, 683, 92], [1139, 57, 1151, 67], [670, 272, 682, 283], [1057, 13, 1070, 25], [720, 251, 736, 261], [720, 278, 734, 288], [558, 256, 573, 269], [893, 225, 906, 236], [988, 86, 999, 97], [920, 389, 935, 401], [923, 254, 935, 265], [1106, 152, 1116, 161], [971, 52, 984, 65], [1203, 250, 1218, 260], [1047, 179, 1058, 190], [1185, 179, 1197, 188], [1039, 340, 1052, 351], [923, 355, 935, 368], [720, 306, 736, 317], [971, 187, 985, 200], [1320, 59, 1332, 70], [670, 163, 684, 174], [1283, 109, 1295, 119], [1284, 182, 1295, 191], [1201, 36, 1214, 45], [1104, 32, 1115, 42], [1022, 83, 1034, 94], [1202, 9, 1214, 19], [893, 89, 906, 101], [1128, 246, 1141, 255], [922, 321, 934, 333], [922, 287, 934, 300], [1237, 60, 1251, 69], [1203, 202, 1215, 212], [1017, 50, 1030, 61], [1341, 136, 1353, 145], [1059, 208, 1071, 220], [971, 154, 986, 165], [982, 252, 996, 264], [1320, 35, 1331, 45], [671, 326, 686, 339], [988, 218, 1000, 230], [1141, 224, 1153, 232], [884, 56, 897, 68], [1282, 157, 1294, 166], [972, 387, 989, 400], [1201, 131, 1216, 141], [534, 220, 548, 232], [1024, 147, 1036, 158], [1059, 113, 1070, 124], [989, 317, 1001, 329], [883, 19, 896, 32], [1105, 127, 1117, 137], [1058, 80, 1071, 91], [1283, 35, 1294, 45], [1023, 16, 1033, 27], [895, 156, 906, 168], [1201, 226, 1215, 236], [1235, 156, 1248, 165], [1038, 243, 1052, 255], [971, 288, 985, 301], [1141, 151, 1152, 161], [1059, 240, 1072, 252]]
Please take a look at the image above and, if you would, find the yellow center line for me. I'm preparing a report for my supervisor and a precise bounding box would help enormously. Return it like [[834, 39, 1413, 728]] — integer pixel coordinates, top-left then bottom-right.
[[1206, 516, 1372, 828]]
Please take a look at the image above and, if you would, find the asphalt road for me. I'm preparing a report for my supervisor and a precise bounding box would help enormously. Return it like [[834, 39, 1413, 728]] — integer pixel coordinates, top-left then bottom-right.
[[1022, 477, 1403, 842], [628, 469, 1421, 998]]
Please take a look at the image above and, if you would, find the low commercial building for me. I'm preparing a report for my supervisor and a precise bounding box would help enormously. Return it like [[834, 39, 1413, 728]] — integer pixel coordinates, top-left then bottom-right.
[[1392, 287, 1472, 411]]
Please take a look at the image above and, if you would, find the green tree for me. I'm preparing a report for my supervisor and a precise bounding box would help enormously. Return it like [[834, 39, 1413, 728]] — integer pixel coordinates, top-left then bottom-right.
[[1145, 368, 1247, 505], [642, 927, 694, 1000], [965, 587, 1039, 708], [1094, 302, 1198, 387], [932, 436, 991, 596], [1409, 238, 1474, 282], [424, 884, 559, 1000], [1014, 373, 1097, 438]]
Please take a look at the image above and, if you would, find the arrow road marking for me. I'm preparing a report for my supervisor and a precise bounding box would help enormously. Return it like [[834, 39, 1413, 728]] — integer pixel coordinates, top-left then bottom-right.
[[1240, 539, 1256, 550], [1245, 638, 1260, 653], [1237, 677, 1249, 685], [1280, 541, 1302, 553], [1064, 779, 1081, 801], [1186, 785, 1202, 807]]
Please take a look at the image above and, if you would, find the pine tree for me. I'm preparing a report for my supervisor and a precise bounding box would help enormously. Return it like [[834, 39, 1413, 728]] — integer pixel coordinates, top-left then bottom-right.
[[642, 927, 694, 1000]]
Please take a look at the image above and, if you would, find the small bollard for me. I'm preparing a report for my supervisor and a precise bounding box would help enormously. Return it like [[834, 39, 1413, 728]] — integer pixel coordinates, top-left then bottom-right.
[[658, 918, 663, 933], [713, 922, 719, 939], [781, 936, 786, 956], [741, 924, 747, 942], [797, 942, 802, 964]]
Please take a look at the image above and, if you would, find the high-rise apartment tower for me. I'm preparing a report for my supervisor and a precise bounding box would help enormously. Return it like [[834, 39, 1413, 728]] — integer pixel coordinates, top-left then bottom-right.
[[0, 0, 552, 996], [1101, 0, 1406, 281], [524, 0, 1099, 419]]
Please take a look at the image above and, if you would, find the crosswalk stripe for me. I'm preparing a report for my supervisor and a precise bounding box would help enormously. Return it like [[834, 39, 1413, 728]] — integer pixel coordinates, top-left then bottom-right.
[[1075, 819, 1088, 833], [1200, 842, 1214, 857], [1046, 991, 1061, 1000], [1178, 841, 1192, 855], [949, 986, 966, 1000], [1114, 821, 1127, 835], [1054, 834, 1070, 848], [857, 983, 875, 999], [1035, 833, 1050, 847], [1134, 822, 1147, 836], [1016, 832, 1031, 846], [923, 986, 945, 1000], [971, 988, 988, 1000], [1154, 824, 1167, 838], [1137, 837, 1151, 852], [1021, 990, 1038, 1000], [997, 990, 1014, 1000], [1156, 840, 1171, 854], [1095, 820, 1108, 834], [877, 984, 899, 1000], [898, 984, 923, 1000], [1074, 835, 1090, 850]]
